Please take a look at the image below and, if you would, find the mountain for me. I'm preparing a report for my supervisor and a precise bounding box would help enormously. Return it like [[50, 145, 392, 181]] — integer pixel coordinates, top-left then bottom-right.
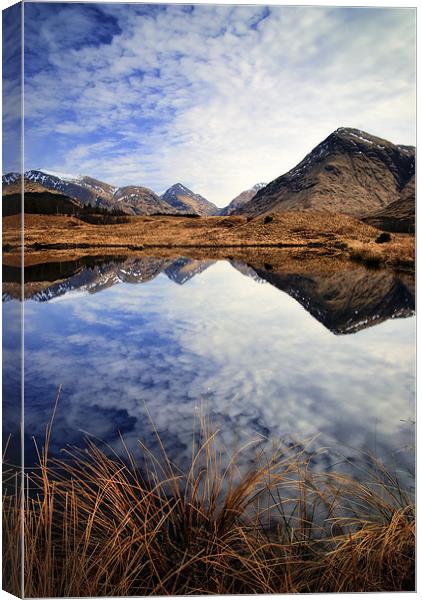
[[112, 186, 173, 215], [2, 171, 175, 216], [3, 128, 415, 220], [2, 172, 20, 186], [2, 172, 219, 216], [1, 174, 83, 216], [235, 128, 415, 218], [2, 177, 68, 196], [24, 170, 117, 206], [363, 175, 415, 233], [161, 183, 218, 216], [219, 183, 267, 216]]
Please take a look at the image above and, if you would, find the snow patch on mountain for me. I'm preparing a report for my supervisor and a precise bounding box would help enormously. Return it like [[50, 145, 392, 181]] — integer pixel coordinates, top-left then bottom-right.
[[37, 169, 81, 181], [2, 172, 21, 186], [25, 170, 66, 188]]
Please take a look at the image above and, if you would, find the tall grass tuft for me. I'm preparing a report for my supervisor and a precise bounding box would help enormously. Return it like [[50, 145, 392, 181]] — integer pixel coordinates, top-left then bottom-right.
[[2, 412, 415, 596]]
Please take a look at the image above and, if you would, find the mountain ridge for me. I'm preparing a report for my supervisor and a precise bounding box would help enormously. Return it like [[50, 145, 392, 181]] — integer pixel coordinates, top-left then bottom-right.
[[235, 127, 415, 218], [2, 171, 219, 217], [2, 127, 415, 220]]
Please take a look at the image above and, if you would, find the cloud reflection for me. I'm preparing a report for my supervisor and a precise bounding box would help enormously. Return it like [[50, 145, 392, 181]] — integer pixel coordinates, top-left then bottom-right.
[[16, 261, 415, 478]]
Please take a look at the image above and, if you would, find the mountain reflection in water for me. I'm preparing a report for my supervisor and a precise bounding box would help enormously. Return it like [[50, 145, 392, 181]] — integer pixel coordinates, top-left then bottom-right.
[[2, 254, 415, 483], [3, 255, 415, 334]]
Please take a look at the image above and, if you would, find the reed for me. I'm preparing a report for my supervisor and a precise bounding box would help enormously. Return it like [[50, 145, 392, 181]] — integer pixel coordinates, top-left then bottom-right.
[[2, 414, 414, 596]]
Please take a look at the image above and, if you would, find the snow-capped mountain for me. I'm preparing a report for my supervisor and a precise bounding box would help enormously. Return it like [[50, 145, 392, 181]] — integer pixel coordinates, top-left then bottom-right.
[[3, 171, 220, 216], [24, 170, 117, 207], [219, 183, 267, 215], [3, 170, 176, 216], [161, 183, 219, 216], [2, 172, 21, 186]]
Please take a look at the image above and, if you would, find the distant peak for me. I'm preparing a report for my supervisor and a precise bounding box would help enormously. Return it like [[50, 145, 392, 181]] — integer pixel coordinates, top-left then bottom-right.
[[163, 183, 197, 198]]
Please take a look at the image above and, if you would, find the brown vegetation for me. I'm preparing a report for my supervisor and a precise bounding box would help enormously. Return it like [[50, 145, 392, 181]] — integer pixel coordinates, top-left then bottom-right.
[[3, 414, 414, 597], [2, 211, 415, 271]]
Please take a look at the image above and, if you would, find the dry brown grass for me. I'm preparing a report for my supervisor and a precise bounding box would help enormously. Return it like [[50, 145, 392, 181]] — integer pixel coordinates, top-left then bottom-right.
[[347, 235, 414, 270], [3, 211, 415, 271], [2, 408, 415, 597]]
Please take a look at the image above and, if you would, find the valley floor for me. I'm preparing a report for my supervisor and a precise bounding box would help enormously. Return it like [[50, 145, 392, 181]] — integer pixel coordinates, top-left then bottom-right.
[[2, 211, 415, 271]]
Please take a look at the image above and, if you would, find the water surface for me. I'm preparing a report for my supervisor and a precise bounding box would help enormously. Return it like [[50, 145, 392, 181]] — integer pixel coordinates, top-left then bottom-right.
[[3, 255, 415, 480]]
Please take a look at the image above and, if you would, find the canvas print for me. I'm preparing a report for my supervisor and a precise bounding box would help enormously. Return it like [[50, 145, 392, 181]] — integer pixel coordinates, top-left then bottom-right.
[[2, 1, 416, 596]]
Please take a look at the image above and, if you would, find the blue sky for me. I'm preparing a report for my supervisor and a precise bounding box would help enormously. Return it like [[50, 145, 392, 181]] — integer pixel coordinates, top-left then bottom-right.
[[5, 3, 417, 205]]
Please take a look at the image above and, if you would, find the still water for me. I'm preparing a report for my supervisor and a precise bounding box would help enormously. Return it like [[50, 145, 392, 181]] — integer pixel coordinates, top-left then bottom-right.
[[3, 256, 415, 479]]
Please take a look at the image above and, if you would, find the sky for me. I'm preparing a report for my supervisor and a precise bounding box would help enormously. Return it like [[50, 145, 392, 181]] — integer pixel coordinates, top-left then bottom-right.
[[3, 2, 417, 206]]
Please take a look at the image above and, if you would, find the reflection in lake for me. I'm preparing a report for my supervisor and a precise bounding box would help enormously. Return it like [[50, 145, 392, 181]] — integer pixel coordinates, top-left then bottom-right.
[[2, 255, 415, 482]]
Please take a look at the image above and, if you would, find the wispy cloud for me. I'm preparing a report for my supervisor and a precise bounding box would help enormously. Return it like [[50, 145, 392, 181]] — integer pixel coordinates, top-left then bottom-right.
[[2, 3, 23, 172], [17, 4, 416, 204]]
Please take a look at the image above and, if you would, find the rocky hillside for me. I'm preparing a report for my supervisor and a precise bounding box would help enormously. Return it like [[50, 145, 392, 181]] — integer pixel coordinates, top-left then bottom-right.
[[161, 183, 218, 216], [2, 178, 63, 196], [236, 128, 415, 218], [2, 172, 222, 216], [2, 171, 181, 216], [112, 186, 173, 215], [1, 176, 84, 216], [2, 172, 21, 186], [23, 171, 171, 216], [24, 170, 117, 206], [219, 183, 267, 216], [363, 175, 415, 233]]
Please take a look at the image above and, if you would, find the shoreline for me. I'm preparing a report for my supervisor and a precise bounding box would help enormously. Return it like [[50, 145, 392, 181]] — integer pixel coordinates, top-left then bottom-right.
[[2, 211, 415, 272]]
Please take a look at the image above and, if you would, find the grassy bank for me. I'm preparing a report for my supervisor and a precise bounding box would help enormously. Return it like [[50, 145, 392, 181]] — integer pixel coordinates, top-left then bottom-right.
[[2, 415, 414, 597]]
